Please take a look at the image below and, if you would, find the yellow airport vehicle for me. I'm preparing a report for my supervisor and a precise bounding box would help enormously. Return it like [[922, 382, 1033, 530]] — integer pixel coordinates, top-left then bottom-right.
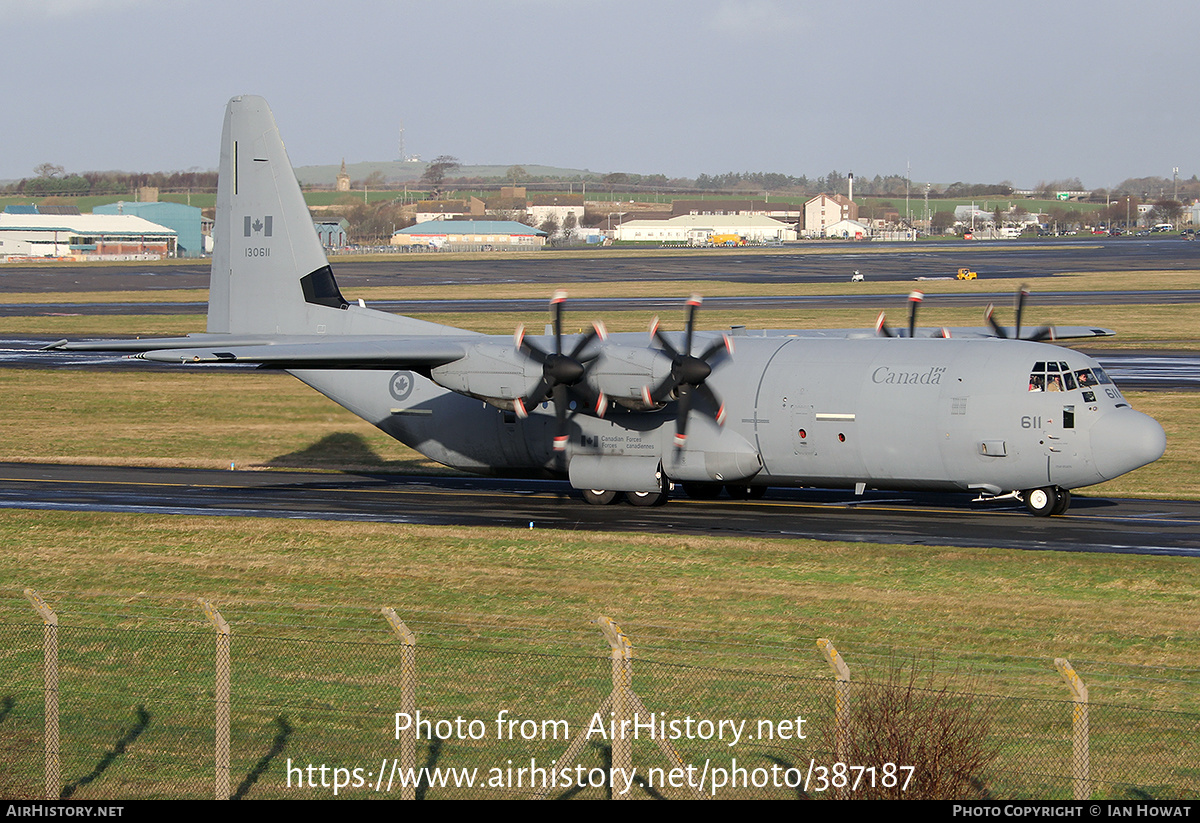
[[709, 234, 745, 247], [957, 267, 978, 280]]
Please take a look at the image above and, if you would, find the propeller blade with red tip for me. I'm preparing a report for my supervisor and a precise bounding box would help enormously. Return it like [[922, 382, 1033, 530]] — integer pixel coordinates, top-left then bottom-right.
[[985, 303, 1009, 338], [875, 311, 895, 338]]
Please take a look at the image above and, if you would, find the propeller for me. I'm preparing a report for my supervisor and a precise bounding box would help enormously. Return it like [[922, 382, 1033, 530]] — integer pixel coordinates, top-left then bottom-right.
[[876, 290, 949, 338], [513, 291, 607, 453], [985, 286, 1055, 341], [645, 295, 733, 449]]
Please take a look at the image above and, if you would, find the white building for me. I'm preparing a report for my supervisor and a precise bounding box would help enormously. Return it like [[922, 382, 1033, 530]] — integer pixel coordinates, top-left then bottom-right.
[[0, 212, 177, 260], [524, 194, 585, 234], [803, 194, 858, 238], [953, 205, 993, 227], [613, 214, 796, 243], [821, 219, 872, 240]]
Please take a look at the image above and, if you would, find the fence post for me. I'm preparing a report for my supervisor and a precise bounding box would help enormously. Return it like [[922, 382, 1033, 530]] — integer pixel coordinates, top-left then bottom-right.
[[816, 638, 852, 799], [596, 615, 632, 799], [200, 599, 231, 800], [1055, 658, 1090, 800], [381, 608, 418, 801], [23, 589, 59, 800], [816, 638, 850, 763]]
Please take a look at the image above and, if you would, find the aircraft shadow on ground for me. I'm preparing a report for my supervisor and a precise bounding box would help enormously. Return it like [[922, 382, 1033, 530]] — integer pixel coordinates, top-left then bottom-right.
[[263, 432, 453, 475]]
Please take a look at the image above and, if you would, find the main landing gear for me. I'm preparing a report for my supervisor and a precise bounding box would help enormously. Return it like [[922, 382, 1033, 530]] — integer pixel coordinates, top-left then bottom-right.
[[580, 489, 619, 505], [1022, 486, 1071, 517], [581, 480, 768, 507], [581, 479, 669, 507]]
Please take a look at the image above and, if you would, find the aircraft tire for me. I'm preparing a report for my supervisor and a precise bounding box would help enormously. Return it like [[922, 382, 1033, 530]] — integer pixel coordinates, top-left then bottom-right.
[[1050, 487, 1071, 515], [625, 488, 668, 507], [1023, 486, 1058, 517], [726, 484, 766, 500], [581, 489, 619, 505], [682, 482, 723, 500]]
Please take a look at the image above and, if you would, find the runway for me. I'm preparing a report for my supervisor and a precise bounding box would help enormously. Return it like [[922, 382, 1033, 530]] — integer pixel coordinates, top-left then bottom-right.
[[1, 463, 1197, 557]]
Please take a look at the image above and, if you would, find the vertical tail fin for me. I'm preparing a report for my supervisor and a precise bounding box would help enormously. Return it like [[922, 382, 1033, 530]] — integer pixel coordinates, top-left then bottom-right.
[[207, 95, 347, 335]]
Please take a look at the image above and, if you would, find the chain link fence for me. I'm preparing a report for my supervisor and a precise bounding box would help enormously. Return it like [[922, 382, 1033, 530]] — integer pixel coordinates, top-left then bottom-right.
[[2, 593, 1198, 800]]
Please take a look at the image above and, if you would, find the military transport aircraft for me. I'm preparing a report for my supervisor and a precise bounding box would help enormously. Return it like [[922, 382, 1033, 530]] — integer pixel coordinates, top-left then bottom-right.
[[48, 96, 1166, 516]]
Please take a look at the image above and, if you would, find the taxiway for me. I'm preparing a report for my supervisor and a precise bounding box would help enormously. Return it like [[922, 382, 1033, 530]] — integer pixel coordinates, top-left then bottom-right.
[[1, 463, 1196, 557]]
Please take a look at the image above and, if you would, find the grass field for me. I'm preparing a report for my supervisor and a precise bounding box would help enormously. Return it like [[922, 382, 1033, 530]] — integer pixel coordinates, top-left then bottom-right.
[[2, 508, 1197, 799]]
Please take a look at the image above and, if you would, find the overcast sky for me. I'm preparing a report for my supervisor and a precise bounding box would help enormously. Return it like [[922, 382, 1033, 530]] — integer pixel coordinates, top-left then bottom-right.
[[2, 0, 1196, 190]]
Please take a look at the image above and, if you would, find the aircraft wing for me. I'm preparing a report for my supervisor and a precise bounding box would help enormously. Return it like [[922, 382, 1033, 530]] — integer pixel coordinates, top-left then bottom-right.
[[46, 334, 318, 352], [135, 337, 471, 369], [46, 334, 471, 370]]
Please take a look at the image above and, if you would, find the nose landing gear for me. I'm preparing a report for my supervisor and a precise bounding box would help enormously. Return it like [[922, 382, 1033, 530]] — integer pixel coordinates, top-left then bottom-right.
[[1023, 486, 1071, 516]]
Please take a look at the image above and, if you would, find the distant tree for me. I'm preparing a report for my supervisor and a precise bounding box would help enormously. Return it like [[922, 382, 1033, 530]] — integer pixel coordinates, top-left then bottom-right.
[[823, 169, 847, 196], [421, 155, 460, 188], [1107, 196, 1139, 227], [930, 210, 956, 233], [561, 212, 577, 241], [506, 165, 527, 184], [539, 215, 559, 238], [1152, 199, 1183, 224], [34, 162, 64, 178]]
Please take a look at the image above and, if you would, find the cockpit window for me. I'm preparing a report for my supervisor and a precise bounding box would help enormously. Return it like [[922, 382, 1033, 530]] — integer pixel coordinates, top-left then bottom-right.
[[1093, 367, 1113, 384], [1030, 363, 1092, 392]]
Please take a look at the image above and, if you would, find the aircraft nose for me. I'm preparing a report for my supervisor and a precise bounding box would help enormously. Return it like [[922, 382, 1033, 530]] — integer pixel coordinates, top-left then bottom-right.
[[1091, 408, 1166, 480]]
